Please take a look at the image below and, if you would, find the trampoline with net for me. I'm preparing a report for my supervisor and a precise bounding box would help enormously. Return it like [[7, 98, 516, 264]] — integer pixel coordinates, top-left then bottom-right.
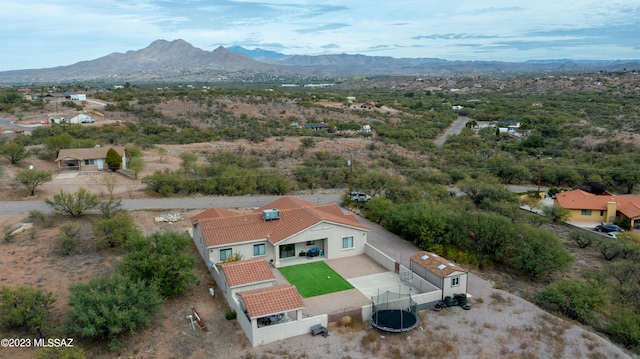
[[370, 290, 419, 333]]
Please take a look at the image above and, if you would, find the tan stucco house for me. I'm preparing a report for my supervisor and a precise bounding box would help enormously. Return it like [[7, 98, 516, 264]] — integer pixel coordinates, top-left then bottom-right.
[[555, 189, 640, 229], [55, 146, 126, 172]]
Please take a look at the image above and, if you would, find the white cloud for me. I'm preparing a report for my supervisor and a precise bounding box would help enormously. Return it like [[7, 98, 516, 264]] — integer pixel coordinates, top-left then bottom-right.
[[0, 0, 638, 70]]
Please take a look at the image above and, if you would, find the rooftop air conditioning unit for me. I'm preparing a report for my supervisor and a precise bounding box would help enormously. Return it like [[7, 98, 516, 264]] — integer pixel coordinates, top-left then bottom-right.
[[262, 209, 280, 221]]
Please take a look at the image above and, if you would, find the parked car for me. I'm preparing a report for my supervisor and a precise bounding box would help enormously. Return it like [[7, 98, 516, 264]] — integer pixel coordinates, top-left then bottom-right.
[[595, 222, 624, 232], [606, 232, 618, 239], [350, 192, 371, 202]]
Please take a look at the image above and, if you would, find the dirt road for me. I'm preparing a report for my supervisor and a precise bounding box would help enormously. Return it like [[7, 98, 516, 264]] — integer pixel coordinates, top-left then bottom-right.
[[434, 116, 469, 146]]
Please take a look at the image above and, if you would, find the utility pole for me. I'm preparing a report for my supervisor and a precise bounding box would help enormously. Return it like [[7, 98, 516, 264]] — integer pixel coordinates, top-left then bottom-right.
[[537, 151, 552, 198], [537, 151, 542, 197], [348, 159, 353, 197]]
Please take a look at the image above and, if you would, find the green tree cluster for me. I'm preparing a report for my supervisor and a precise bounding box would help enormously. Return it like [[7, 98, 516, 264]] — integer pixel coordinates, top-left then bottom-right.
[[64, 272, 163, 350], [0, 138, 29, 164], [16, 169, 52, 196], [64, 230, 197, 350], [380, 197, 573, 278], [0, 286, 55, 333]]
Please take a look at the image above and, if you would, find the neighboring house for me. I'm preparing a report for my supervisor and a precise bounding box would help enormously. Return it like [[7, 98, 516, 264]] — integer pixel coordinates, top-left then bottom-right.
[[55, 146, 126, 171], [555, 189, 640, 229], [69, 94, 87, 101], [409, 251, 468, 300], [50, 114, 94, 124], [190, 197, 369, 268], [69, 114, 94, 123], [360, 102, 375, 109], [303, 123, 330, 131]]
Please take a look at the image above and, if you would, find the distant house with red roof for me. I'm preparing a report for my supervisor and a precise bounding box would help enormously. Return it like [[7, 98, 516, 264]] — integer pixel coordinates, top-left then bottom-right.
[[555, 189, 640, 229], [191, 196, 369, 268]]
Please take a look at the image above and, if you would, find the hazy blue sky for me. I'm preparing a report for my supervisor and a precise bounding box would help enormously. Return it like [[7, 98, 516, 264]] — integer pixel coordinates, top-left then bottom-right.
[[2, 0, 639, 71]]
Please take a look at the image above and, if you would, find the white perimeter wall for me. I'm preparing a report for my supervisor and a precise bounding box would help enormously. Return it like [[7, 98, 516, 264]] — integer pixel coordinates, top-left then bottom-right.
[[232, 296, 328, 347], [364, 243, 395, 271]]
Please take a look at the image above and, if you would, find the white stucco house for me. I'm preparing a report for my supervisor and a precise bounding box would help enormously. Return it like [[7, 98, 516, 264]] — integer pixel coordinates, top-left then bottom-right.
[[190, 197, 369, 269], [189, 196, 370, 347]]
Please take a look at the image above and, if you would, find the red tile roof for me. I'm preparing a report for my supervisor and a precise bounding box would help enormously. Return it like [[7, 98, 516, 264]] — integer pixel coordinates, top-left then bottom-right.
[[256, 197, 318, 211], [555, 189, 608, 210], [194, 197, 368, 248], [219, 258, 275, 287], [410, 251, 466, 278], [190, 207, 239, 222], [237, 284, 305, 318], [555, 189, 640, 218]]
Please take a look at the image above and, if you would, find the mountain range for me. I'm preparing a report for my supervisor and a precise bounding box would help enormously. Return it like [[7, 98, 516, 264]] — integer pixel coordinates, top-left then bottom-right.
[[1, 39, 638, 84]]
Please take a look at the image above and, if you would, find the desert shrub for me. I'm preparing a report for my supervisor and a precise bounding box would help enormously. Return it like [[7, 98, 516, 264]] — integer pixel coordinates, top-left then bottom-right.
[[569, 230, 597, 248], [536, 278, 606, 323], [120, 231, 197, 298], [45, 188, 99, 218], [58, 222, 81, 255], [3, 225, 15, 242], [94, 211, 140, 248], [509, 226, 573, 279], [97, 197, 123, 218], [542, 203, 570, 223], [64, 272, 163, 351], [604, 307, 640, 352], [595, 237, 623, 261], [300, 137, 315, 148], [339, 315, 352, 327], [0, 286, 55, 333], [225, 310, 237, 320], [29, 210, 54, 228]]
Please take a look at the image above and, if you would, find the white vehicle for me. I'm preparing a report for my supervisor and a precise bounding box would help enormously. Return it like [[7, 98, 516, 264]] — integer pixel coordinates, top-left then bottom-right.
[[350, 192, 371, 202]]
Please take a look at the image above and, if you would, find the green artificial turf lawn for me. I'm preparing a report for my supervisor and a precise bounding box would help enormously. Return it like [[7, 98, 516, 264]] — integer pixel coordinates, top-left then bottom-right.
[[278, 261, 354, 298]]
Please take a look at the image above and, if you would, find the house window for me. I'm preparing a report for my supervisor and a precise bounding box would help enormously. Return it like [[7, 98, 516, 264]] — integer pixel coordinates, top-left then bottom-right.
[[219, 248, 232, 261], [279, 244, 295, 258], [600, 210, 604, 216], [342, 236, 354, 249], [306, 241, 315, 246], [581, 209, 592, 216], [451, 277, 460, 287], [84, 159, 95, 166], [253, 244, 265, 256]]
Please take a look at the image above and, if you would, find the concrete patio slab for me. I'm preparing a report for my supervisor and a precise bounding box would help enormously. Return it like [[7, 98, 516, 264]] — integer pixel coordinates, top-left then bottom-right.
[[348, 272, 412, 299]]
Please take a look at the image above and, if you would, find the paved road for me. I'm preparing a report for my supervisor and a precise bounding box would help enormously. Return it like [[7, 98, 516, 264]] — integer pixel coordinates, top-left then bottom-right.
[[433, 116, 470, 147], [0, 115, 42, 133], [0, 194, 343, 216]]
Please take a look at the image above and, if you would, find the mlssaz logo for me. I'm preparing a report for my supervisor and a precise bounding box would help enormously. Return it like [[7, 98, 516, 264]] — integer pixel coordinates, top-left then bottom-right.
[[36, 338, 74, 347]]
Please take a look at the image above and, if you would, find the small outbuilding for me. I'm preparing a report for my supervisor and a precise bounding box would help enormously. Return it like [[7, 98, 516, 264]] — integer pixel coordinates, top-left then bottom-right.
[[409, 251, 468, 300]]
